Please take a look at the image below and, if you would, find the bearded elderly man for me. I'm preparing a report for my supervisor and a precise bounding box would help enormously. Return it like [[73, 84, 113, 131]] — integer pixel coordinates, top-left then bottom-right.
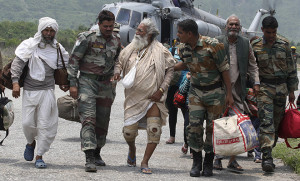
[[213, 14, 260, 172], [11, 17, 69, 168], [112, 18, 175, 174]]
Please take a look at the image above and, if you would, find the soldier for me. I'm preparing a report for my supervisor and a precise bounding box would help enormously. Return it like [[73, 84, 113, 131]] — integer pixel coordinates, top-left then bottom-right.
[[214, 14, 260, 172], [291, 46, 300, 67], [174, 19, 234, 177], [251, 16, 298, 173], [67, 10, 121, 172]]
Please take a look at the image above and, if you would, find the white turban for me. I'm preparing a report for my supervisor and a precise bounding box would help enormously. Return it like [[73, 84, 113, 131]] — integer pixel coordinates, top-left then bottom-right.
[[15, 17, 59, 60], [15, 17, 68, 81]]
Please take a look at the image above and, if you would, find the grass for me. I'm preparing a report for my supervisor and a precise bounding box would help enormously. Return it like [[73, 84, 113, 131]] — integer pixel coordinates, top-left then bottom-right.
[[273, 138, 300, 174]]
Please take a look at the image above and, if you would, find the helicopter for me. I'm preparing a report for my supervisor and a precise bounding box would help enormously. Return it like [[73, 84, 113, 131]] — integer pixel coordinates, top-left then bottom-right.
[[90, 0, 277, 46]]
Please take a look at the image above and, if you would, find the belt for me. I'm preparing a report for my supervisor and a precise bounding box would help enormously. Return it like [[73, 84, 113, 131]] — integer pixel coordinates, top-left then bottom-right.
[[261, 78, 286, 85], [80, 72, 111, 81], [192, 81, 222, 91]]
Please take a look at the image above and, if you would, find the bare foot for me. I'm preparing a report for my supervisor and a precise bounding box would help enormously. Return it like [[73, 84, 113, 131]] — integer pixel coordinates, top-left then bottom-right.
[[127, 146, 136, 167], [166, 137, 175, 144]]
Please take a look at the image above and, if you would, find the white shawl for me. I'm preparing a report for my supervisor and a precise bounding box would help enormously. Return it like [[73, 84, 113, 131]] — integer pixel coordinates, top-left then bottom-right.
[[15, 17, 69, 81]]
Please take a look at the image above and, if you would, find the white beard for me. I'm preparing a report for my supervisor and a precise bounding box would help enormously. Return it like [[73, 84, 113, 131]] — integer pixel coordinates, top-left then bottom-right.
[[227, 29, 240, 37], [132, 34, 149, 50]]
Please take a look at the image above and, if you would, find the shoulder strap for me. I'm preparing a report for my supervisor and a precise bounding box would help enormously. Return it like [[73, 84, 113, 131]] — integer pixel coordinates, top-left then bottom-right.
[[171, 47, 176, 56], [0, 129, 9, 146], [56, 43, 66, 69], [285, 139, 300, 149]]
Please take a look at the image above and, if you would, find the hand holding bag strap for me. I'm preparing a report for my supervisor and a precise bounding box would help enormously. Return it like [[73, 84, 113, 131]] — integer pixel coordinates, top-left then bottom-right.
[[222, 106, 242, 117], [289, 103, 297, 110]]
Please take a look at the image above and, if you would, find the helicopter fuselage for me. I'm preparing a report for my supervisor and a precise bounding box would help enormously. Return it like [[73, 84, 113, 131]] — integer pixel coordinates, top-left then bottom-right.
[[90, 0, 263, 46]]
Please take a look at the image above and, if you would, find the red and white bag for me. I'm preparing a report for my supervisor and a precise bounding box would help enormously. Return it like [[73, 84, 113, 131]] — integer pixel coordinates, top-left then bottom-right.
[[213, 107, 259, 156]]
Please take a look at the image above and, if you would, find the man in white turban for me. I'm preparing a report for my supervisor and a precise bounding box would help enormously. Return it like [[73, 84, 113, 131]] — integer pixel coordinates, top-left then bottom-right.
[[11, 17, 69, 168]]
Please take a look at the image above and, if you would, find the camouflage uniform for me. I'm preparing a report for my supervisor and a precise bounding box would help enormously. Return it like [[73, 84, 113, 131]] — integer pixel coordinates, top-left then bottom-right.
[[251, 36, 298, 156], [179, 36, 229, 153], [68, 29, 121, 151]]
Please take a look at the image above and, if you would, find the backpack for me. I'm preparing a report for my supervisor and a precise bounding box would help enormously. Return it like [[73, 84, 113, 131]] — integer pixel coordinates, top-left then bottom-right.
[[0, 91, 14, 145], [173, 89, 187, 108], [0, 59, 28, 90]]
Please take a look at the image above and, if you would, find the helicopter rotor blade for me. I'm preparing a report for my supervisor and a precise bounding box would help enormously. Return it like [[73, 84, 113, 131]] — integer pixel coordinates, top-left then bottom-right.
[[262, 0, 277, 16]]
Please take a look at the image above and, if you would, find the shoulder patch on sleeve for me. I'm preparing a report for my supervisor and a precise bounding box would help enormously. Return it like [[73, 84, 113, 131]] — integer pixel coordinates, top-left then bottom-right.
[[251, 37, 262, 46], [204, 36, 219, 46], [75, 31, 95, 47], [277, 35, 290, 45]]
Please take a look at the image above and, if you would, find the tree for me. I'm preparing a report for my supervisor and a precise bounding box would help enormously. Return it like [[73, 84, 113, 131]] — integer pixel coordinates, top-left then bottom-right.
[[290, 41, 295, 46]]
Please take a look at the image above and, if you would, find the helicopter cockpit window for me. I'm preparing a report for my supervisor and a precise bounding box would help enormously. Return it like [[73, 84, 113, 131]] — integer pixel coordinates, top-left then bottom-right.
[[109, 7, 119, 16], [116, 8, 131, 25], [130, 11, 141, 28]]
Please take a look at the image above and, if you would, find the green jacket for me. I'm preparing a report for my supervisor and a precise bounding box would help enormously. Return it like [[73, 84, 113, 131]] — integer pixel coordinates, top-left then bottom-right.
[[216, 35, 249, 101]]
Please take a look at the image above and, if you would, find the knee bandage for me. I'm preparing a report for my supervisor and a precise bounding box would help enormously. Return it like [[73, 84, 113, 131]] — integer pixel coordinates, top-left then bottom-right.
[[123, 123, 138, 142], [147, 117, 162, 144]]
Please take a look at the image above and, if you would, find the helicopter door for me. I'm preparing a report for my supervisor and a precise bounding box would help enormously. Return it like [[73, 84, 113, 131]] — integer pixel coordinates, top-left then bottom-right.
[[161, 18, 171, 45]]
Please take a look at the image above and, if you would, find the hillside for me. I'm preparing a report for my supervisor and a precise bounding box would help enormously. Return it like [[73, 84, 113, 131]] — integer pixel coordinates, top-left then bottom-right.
[[0, 0, 299, 43], [0, 0, 112, 29]]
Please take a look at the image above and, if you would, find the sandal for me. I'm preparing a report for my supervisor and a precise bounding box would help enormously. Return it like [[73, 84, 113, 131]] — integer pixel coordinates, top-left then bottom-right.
[[227, 160, 243, 172], [127, 153, 136, 167], [141, 167, 152, 174], [181, 144, 188, 154], [24, 144, 35, 161], [35, 159, 47, 169], [254, 158, 262, 163], [213, 158, 223, 170], [165, 137, 175, 144]]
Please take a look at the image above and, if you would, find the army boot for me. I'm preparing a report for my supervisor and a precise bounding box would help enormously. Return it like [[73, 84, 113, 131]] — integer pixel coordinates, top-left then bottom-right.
[[190, 150, 202, 177], [202, 152, 214, 177], [261, 147, 275, 173], [94, 147, 106, 166], [84, 149, 97, 172]]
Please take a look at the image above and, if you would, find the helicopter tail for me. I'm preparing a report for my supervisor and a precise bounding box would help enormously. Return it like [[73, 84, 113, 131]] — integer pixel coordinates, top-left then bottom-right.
[[246, 0, 278, 36]]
